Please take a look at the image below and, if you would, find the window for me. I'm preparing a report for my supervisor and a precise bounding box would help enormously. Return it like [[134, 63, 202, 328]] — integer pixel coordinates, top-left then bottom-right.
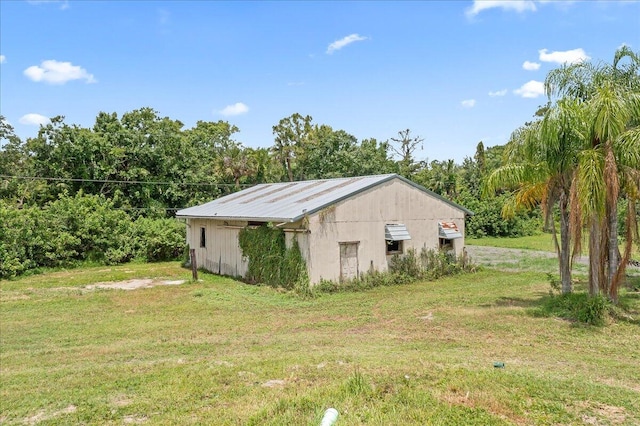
[[439, 238, 453, 251], [385, 224, 410, 255], [200, 227, 206, 248], [386, 239, 403, 254], [438, 222, 461, 253]]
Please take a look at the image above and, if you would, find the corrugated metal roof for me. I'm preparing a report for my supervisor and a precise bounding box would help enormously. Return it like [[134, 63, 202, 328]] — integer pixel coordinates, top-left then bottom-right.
[[176, 174, 472, 222], [438, 221, 463, 239], [385, 224, 412, 241]]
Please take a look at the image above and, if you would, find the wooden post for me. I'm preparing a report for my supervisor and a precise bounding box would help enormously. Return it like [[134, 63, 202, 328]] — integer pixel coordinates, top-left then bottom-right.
[[190, 248, 198, 281]]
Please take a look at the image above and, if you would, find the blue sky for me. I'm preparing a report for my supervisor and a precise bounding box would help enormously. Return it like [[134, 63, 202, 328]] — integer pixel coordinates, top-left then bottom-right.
[[1, 0, 639, 163]]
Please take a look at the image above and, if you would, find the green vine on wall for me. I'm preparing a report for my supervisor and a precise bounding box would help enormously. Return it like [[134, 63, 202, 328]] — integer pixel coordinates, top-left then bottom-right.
[[238, 224, 309, 290]]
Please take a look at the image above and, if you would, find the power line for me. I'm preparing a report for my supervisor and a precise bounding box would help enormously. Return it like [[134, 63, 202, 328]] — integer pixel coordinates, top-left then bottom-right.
[[0, 175, 254, 188]]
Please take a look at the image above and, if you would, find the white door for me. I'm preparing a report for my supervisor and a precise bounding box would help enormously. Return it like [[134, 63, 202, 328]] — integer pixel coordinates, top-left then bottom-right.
[[340, 242, 359, 281]]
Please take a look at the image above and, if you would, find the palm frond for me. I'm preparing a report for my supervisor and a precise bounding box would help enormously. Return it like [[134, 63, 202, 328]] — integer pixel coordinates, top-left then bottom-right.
[[614, 126, 640, 169], [577, 149, 606, 220], [514, 181, 546, 211], [590, 82, 630, 144]]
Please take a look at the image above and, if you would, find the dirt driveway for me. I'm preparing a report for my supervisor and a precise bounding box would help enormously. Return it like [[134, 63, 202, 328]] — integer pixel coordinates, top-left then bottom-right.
[[465, 245, 640, 276]]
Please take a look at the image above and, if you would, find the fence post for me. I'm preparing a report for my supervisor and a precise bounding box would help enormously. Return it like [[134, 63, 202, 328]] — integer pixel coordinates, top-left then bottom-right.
[[190, 248, 198, 281]]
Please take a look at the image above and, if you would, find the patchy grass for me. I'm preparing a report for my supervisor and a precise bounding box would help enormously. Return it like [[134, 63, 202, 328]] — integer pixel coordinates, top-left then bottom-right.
[[1, 263, 639, 425]]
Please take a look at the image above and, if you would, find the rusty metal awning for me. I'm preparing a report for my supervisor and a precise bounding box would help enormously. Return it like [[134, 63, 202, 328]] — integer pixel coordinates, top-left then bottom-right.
[[385, 224, 411, 241], [438, 221, 462, 239]]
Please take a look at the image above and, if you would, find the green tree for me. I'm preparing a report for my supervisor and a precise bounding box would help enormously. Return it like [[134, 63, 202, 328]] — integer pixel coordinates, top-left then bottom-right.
[[485, 98, 587, 294], [546, 46, 640, 302], [302, 125, 359, 179], [352, 138, 398, 176], [271, 113, 313, 181], [215, 142, 257, 189]]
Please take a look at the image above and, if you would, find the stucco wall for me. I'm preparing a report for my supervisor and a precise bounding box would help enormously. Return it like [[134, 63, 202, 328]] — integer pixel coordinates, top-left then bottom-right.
[[306, 179, 466, 284], [184, 178, 467, 285]]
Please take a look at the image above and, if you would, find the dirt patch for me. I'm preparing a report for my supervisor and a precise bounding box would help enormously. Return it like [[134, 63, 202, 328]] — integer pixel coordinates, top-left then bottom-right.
[[262, 379, 286, 388], [85, 279, 186, 291], [465, 245, 569, 269], [466, 245, 640, 275], [24, 405, 76, 425], [575, 401, 628, 425], [123, 415, 148, 424]]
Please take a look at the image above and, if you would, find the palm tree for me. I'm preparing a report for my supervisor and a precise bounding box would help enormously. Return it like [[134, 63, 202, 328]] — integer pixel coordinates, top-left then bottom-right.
[[546, 47, 640, 302], [484, 98, 587, 294]]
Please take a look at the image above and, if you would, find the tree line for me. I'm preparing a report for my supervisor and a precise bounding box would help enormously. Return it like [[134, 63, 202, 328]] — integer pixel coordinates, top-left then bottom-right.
[[0, 104, 539, 278], [6, 48, 636, 281], [0, 112, 537, 220]]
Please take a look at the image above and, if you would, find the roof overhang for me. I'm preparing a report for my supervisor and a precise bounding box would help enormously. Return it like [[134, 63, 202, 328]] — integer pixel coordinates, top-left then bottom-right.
[[175, 215, 294, 223]]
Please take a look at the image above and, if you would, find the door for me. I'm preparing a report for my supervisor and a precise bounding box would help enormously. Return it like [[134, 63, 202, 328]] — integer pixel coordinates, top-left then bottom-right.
[[340, 242, 359, 282]]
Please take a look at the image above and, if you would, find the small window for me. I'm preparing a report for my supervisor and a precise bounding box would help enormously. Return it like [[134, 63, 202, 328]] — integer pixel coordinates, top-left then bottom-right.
[[200, 227, 206, 248], [385, 224, 410, 255], [386, 239, 403, 255], [439, 238, 453, 251]]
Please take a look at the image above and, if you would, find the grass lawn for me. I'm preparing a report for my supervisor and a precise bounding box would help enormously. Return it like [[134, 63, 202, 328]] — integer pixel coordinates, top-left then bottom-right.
[[1, 262, 639, 425]]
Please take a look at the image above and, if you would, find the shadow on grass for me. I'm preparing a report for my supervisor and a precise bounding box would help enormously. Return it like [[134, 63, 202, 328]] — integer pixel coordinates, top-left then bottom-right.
[[491, 296, 542, 308], [482, 291, 640, 327]]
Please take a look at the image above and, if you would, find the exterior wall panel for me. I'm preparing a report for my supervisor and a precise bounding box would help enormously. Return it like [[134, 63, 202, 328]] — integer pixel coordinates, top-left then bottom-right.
[[187, 219, 248, 278]]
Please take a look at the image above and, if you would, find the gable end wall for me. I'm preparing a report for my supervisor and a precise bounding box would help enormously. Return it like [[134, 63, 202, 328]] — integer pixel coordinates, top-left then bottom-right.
[[307, 178, 465, 284]]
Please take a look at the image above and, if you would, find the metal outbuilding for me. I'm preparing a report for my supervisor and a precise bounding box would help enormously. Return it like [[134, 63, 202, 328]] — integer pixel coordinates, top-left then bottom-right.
[[176, 174, 472, 284]]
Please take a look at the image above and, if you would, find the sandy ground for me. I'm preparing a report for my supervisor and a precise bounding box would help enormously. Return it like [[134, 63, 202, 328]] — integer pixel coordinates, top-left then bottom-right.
[[464, 245, 579, 268], [465, 245, 640, 276], [85, 279, 186, 291]]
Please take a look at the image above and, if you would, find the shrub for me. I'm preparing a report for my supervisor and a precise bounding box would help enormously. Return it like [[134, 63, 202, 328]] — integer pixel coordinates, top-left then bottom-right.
[[311, 247, 477, 295], [131, 217, 186, 262], [536, 293, 611, 326], [0, 193, 187, 278]]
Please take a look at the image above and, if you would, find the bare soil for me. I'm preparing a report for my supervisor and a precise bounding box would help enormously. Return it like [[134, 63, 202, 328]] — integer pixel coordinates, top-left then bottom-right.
[[85, 279, 186, 291], [465, 245, 640, 276]]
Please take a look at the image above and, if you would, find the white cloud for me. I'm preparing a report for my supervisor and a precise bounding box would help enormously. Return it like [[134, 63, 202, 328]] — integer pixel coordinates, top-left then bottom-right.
[[461, 99, 476, 108], [466, 0, 536, 17], [24, 60, 96, 84], [538, 48, 590, 65], [522, 60, 541, 71], [0, 55, 5, 64], [19, 113, 50, 126], [219, 102, 249, 116], [488, 89, 507, 97], [326, 34, 368, 54], [514, 80, 545, 98]]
